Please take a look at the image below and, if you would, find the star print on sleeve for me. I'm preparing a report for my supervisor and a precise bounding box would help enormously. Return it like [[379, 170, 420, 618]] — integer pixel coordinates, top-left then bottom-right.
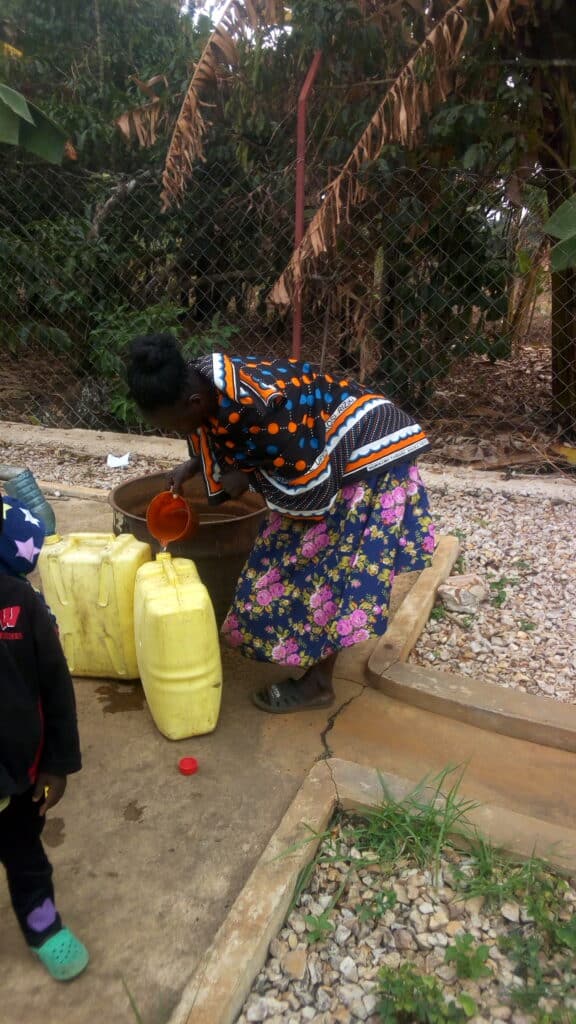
[[14, 536, 42, 564], [20, 507, 41, 526]]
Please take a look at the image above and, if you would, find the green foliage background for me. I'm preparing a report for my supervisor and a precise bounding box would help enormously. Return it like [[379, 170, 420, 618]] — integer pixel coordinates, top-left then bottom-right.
[[1, 0, 575, 428]]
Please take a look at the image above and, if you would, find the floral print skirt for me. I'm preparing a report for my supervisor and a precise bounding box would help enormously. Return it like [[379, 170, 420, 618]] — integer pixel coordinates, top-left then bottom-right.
[[221, 462, 435, 668]]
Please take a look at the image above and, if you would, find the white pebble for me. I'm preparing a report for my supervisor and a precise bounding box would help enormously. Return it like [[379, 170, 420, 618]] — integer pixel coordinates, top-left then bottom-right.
[[335, 925, 352, 945], [339, 955, 358, 982], [501, 902, 520, 923]]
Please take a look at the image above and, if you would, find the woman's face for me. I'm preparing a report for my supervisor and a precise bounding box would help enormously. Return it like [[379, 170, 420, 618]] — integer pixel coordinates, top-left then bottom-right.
[[145, 394, 205, 435]]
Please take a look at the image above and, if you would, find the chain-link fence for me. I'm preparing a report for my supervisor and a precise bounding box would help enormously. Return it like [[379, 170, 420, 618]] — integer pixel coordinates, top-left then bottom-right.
[[1, 156, 575, 453]]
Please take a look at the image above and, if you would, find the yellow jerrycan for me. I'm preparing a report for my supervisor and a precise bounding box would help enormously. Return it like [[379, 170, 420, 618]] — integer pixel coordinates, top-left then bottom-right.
[[38, 533, 151, 678], [134, 553, 222, 740]]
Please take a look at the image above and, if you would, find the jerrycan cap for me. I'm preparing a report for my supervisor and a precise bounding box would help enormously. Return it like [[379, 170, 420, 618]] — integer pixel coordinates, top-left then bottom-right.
[[178, 757, 198, 776]]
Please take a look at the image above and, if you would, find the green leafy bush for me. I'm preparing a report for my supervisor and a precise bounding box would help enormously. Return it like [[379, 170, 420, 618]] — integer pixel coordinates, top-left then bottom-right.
[[377, 963, 476, 1023], [87, 305, 237, 425]]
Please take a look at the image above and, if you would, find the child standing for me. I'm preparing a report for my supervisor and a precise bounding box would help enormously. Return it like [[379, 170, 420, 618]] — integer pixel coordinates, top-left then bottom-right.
[[0, 492, 88, 980]]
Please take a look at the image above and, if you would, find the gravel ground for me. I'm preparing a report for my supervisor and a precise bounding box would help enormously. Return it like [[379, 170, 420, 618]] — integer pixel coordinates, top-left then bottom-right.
[[410, 488, 576, 705], [238, 820, 576, 1024], [0, 441, 174, 491]]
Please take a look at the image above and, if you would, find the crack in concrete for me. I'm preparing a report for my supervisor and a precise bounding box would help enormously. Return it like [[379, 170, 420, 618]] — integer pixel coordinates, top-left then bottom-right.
[[317, 683, 368, 803], [319, 685, 366, 762], [313, 754, 339, 806]]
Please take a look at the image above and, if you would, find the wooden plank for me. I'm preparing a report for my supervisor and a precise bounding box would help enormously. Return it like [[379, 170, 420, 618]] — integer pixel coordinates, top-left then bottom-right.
[[371, 663, 576, 754], [368, 534, 460, 678], [333, 573, 422, 685], [171, 761, 336, 1024]]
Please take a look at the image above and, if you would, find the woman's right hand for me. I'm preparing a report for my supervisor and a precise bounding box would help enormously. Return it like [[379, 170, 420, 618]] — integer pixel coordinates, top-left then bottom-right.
[[168, 458, 200, 495]]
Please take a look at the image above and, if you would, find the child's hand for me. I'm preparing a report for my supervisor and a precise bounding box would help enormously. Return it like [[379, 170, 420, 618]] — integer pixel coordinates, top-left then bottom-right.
[[33, 773, 67, 815]]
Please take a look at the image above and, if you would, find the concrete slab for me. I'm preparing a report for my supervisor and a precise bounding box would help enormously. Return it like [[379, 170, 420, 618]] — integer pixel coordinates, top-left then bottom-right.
[[173, 758, 576, 1024], [0, 653, 330, 1024], [53, 494, 113, 533], [330, 687, 576, 830], [171, 761, 335, 1024], [1, 492, 362, 1024]]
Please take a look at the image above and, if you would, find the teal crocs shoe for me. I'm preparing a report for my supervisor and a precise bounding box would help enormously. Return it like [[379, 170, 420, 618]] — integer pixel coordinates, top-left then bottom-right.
[[32, 927, 89, 981]]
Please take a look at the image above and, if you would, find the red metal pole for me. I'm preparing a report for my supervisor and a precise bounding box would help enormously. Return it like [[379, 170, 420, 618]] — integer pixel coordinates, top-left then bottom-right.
[[292, 50, 322, 361]]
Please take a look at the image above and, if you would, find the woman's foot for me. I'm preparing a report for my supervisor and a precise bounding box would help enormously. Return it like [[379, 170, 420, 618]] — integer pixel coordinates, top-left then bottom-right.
[[253, 656, 337, 714]]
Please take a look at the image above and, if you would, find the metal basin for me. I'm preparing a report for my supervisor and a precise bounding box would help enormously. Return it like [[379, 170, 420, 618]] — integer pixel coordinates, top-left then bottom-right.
[[109, 472, 267, 624]]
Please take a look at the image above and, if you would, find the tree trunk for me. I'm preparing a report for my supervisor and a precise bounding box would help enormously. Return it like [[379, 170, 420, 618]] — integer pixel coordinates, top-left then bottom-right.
[[550, 265, 576, 431], [527, 5, 576, 431]]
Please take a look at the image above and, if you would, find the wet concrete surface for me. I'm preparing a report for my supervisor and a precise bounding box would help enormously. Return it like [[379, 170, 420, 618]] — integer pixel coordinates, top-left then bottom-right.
[[95, 681, 146, 715], [1, 494, 353, 1023], [1, 641, 346, 1024]]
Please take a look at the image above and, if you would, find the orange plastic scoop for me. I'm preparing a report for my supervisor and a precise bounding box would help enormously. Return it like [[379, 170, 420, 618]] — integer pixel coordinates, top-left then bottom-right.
[[146, 491, 199, 548]]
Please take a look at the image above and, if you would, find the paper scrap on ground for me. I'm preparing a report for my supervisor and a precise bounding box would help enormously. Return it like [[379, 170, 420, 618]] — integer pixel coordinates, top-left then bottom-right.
[[106, 453, 131, 468]]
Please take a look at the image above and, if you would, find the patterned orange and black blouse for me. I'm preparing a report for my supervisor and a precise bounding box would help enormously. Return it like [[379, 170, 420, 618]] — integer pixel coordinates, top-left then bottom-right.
[[187, 353, 430, 518]]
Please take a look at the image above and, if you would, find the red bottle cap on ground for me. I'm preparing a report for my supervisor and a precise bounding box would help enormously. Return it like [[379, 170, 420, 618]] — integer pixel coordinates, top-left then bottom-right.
[[178, 757, 199, 776]]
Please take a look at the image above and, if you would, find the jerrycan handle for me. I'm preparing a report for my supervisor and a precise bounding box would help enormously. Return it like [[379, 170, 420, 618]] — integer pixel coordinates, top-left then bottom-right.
[[97, 540, 122, 608], [44, 536, 68, 607], [98, 557, 113, 608], [156, 551, 178, 585]]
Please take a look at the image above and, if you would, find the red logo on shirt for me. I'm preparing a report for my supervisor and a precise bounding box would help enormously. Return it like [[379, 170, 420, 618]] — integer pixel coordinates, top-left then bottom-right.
[[0, 605, 23, 639], [0, 606, 20, 629]]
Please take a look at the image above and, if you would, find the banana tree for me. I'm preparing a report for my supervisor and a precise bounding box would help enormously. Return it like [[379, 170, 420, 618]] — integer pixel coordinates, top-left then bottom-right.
[[0, 83, 71, 163], [269, 0, 516, 306], [546, 196, 576, 274], [134, 0, 575, 425]]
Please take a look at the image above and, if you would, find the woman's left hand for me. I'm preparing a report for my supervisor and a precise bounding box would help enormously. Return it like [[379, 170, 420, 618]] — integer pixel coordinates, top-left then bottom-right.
[[220, 471, 250, 499]]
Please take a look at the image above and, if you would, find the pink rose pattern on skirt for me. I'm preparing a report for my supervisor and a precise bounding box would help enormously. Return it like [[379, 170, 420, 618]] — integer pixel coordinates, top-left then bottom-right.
[[221, 462, 434, 668]]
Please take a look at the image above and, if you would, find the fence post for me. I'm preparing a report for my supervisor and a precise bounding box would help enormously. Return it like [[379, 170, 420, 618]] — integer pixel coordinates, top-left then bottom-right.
[[292, 50, 322, 361]]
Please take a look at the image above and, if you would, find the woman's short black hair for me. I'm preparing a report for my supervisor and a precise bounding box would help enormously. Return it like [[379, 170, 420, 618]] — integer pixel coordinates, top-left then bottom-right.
[[126, 333, 189, 411]]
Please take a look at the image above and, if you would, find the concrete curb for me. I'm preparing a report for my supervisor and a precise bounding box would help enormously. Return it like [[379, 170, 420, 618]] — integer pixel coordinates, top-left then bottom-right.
[[168, 761, 336, 1024], [41, 482, 110, 501], [2, 420, 575, 501], [373, 663, 576, 754], [0, 420, 183, 461], [169, 757, 576, 1024], [421, 464, 576, 504], [365, 535, 576, 755], [329, 760, 576, 873]]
